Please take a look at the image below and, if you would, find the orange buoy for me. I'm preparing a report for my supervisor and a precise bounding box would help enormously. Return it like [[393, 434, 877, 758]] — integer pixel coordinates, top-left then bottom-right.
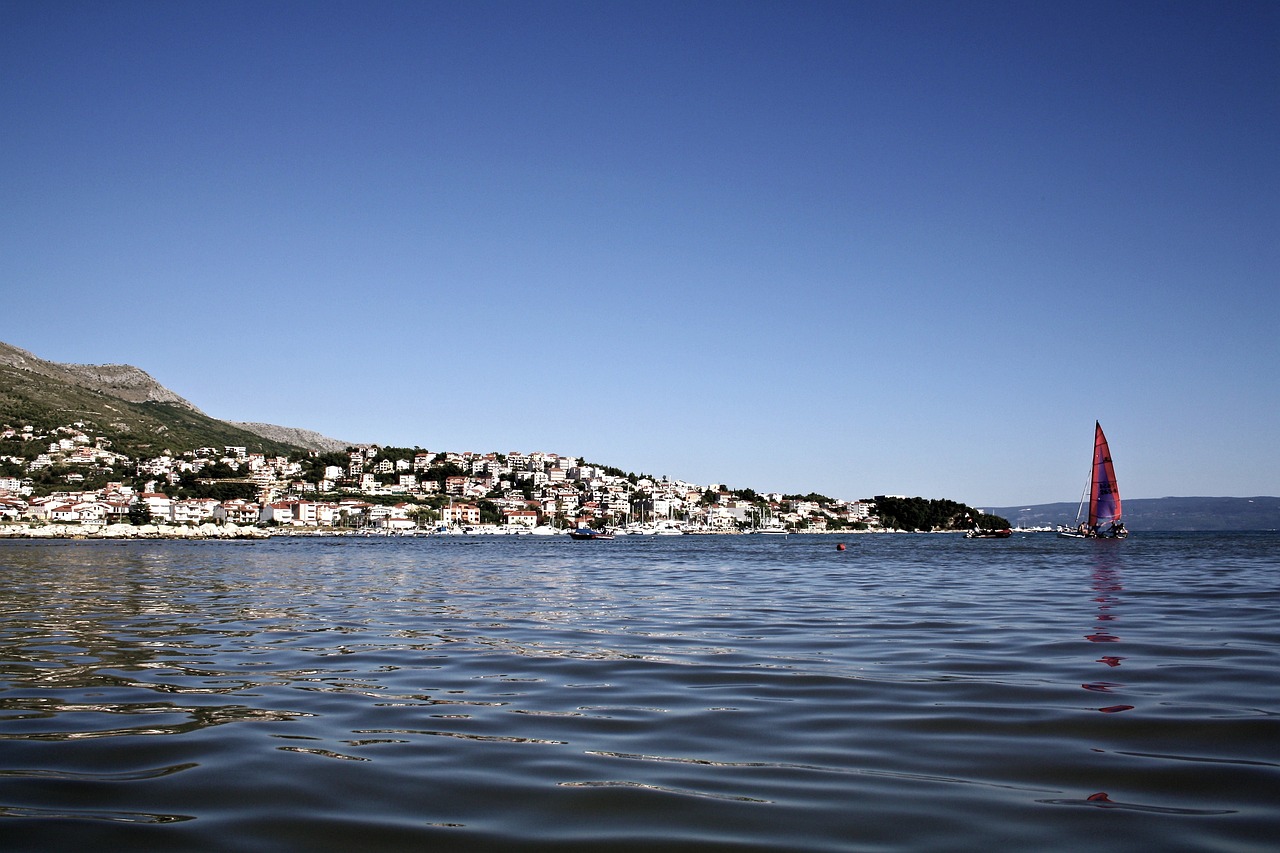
[[836, 542, 846, 551]]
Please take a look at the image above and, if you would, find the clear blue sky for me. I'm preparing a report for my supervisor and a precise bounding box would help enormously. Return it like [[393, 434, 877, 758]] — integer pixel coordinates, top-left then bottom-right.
[[2, 0, 1276, 506]]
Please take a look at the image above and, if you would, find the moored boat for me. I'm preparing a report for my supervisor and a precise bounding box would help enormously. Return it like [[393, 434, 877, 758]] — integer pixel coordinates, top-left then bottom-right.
[[568, 527, 614, 540], [965, 528, 1012, 539]]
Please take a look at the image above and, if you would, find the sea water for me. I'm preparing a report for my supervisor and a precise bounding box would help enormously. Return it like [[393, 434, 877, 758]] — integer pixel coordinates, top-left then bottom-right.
[[1, 532, 1276, 851]]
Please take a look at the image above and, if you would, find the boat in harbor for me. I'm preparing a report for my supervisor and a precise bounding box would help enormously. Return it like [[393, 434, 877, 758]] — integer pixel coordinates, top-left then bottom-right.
[[749, 505, 789, 535], [568, 527, 614, 540], [1057, 421, 1128, 539], [965, 527, 1012, 539]]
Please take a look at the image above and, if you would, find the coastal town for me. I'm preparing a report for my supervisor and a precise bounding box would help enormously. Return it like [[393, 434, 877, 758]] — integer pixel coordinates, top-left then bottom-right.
[[1, 420, 881, 537]]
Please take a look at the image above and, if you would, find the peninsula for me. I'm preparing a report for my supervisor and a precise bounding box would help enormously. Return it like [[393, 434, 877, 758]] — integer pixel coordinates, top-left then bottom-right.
[[1, 341, 1010, 537]]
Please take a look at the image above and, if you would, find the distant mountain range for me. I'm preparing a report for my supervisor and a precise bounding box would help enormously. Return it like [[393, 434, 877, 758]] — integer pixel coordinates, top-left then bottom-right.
[[0, 341, 352, 455], [985, 497, 1280, 532]]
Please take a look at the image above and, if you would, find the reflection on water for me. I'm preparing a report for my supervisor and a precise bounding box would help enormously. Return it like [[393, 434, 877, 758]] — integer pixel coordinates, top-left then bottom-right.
[[0, 534, 1277, 851], [1084, 550, 1132, 713]]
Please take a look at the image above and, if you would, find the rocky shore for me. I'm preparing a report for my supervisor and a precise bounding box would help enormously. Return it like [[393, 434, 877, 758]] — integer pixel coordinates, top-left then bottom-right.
[[0, 522, 270, 539]]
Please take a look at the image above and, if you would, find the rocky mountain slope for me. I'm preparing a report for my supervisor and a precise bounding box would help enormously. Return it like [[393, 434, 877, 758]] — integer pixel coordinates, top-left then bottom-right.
[[0, 342, 204, 411], [229, 422, 352, 453], [0, 341, 350, 457]]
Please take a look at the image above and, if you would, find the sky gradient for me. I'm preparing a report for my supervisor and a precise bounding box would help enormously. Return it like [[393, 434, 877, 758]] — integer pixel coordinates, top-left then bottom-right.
[[3, 0, 1277, 506]]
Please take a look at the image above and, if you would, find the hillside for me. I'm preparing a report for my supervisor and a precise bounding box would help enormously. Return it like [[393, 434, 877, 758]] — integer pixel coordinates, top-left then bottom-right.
[[1, 347, 303, 458], [0, 342, 204, 411], [986, 496, 1280, 532]]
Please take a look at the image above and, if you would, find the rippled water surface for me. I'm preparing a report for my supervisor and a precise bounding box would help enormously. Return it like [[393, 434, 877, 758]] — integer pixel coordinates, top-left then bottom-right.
[[1, 533, 1277, 851]]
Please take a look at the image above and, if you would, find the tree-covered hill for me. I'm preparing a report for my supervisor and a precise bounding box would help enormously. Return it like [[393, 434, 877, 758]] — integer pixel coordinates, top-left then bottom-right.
[[0, 363, 300, 458], [873, 496, 1010, 531]]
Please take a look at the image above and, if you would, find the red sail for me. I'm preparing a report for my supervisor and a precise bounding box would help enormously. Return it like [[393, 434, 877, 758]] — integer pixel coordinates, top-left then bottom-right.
[[1089, 422, 1122, 528]]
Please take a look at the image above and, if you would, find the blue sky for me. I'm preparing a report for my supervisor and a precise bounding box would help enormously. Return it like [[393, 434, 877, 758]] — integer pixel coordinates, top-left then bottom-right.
[[2, 0, 1276, 506]]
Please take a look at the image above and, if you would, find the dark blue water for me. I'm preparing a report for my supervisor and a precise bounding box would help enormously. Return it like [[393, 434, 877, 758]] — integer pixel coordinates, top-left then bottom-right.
[[1, 533, 1277, 851]]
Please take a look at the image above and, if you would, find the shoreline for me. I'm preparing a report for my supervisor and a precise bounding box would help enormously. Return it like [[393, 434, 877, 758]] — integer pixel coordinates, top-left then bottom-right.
[[0, 523, 991, 540], [0, 522, 270, 540]]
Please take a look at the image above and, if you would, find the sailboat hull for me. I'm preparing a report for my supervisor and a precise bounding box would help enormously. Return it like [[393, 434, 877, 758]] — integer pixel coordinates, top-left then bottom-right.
[[1057, 528, 1127, 540]]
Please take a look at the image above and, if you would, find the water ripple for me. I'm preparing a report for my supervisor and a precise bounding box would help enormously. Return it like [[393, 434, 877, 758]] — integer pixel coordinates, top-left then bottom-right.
[[560, 780, 773, 803], [0, 805, 195, 823], [585, 750, 1061, 793], [1038, 795, 1236, 815], [0, 533, 1276, 852], [0, 763, 197, 781], [0, 697, 310, 740]]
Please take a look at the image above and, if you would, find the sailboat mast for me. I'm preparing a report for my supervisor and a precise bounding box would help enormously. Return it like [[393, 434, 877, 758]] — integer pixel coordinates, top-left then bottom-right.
[[1088, 422, 1103, 529], [1074, 471, 1090, 525]]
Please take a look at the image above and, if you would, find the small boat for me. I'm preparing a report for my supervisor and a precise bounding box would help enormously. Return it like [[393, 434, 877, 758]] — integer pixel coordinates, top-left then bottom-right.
[[1058, 421, 1128, 539], [568, 528, 614, 540], [965, 528, 1012, 539]]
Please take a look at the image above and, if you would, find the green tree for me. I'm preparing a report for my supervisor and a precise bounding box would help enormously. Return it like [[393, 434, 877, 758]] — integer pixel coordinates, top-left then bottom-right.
[[477, 499, 502, 525], [422, 462, 467, 488], [408, 506, 438, 528], [873, 496, 1007, 532]]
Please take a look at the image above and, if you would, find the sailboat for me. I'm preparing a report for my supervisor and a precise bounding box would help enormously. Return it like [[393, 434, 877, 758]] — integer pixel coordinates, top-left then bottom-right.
[[1057, 421, 1128, 539]]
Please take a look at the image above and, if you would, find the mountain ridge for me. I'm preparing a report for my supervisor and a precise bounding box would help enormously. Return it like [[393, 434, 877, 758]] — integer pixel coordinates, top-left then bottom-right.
[[0, 341, 204, 412], [984, 496, 1280, 532], [1, 341, 333, 457], [229, 422, 354, 453], [0, 341, 358, 453]]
